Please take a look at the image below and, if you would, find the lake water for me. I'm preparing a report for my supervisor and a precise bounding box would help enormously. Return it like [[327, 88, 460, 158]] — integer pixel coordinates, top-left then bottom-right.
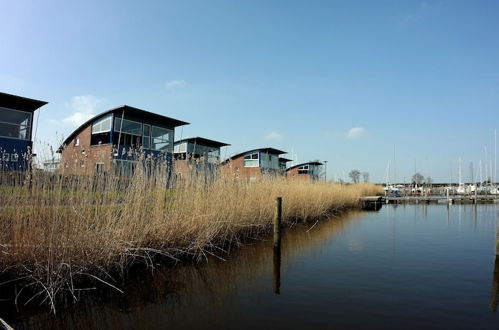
[[2, 204, 499, 329]]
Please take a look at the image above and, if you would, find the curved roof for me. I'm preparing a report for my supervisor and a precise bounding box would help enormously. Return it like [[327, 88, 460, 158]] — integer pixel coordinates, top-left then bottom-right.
[[222, 147, 287, 164], [0, 91, 47, 112], [286, 161, 324, 172], [174, 137, 230, 148], [59, 105, 189, 150]]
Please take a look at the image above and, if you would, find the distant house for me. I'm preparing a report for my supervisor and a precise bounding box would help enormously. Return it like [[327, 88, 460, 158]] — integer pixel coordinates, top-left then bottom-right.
[[221, 147, 288, 182], [174, 137, 229, 178], [0, 92, 47, 171], [286, 161, 324, 181], [58, 105, 189, 175], [279, 157, 293, 173], [42, 159, 60, 173]]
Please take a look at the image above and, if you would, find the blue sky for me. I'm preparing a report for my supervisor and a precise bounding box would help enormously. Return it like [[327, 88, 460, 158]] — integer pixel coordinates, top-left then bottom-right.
[[1, 0, 499, 182]]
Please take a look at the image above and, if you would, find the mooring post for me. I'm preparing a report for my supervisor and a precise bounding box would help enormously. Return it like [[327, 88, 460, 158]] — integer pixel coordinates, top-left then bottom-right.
[[274, 197, 282, 248]]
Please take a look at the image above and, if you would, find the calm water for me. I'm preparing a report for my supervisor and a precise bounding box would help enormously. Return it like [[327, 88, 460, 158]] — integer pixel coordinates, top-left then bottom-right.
[[2, 204, 499, 329]]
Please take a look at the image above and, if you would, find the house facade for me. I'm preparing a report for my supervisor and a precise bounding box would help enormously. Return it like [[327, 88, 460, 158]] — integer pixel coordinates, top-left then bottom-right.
[[286, 161, 324, 181], [0, 92, 47, 171], [58, 105, 188, 175], [174, 137, 229, 178], [221, 147, 288, 182]]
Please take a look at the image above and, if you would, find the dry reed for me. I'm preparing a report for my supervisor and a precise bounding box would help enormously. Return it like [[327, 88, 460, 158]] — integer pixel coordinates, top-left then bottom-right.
[[0, 159, 381, 311]]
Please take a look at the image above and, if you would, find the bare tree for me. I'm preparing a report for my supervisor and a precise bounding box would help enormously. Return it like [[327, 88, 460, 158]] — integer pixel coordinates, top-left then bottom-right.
[[412, 172, 424, 185], [362, 172, 369, 183], [425, 177, 433, 185], [349, 169, 361, 183]]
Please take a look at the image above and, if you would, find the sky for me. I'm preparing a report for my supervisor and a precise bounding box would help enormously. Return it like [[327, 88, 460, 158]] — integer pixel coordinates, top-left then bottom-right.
[[1, 0, 499, 183]]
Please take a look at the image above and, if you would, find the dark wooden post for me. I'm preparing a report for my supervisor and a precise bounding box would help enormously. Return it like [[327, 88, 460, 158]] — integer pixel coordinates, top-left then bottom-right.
[[273, 197, 283, 295], [274, 197, 282, 249]]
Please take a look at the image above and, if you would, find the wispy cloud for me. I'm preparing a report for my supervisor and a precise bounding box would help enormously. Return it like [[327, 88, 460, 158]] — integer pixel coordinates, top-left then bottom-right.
[[399, 2, 430, 26], [265, 131, 284, 141], [165, 80, 189, 89], [346, 127, 365, 140], [62, 95, 102, 127]]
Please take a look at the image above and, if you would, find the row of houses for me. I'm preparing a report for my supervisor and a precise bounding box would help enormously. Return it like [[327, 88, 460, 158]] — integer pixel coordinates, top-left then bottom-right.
[[0, 92, 325, 182]]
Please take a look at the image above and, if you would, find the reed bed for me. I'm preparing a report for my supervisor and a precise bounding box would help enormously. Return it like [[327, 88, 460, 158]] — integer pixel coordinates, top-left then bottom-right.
[[0, 161, 381, 311]]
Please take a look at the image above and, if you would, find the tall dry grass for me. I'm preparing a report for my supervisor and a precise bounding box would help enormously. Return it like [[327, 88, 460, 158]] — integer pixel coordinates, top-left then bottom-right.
[[0, 160, 381, 310]]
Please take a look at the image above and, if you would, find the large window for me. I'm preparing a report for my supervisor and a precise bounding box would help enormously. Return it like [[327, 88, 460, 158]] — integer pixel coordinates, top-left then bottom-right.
[[151, 126, 173, 152], [92, 115, 112, 134], [114, 118, 143, 148], [244, 152, 259, 167], [114, 118, 142, 135], [298, 165, 309, 174], [91, 115, 112, 145], [0, 107, 31, 140]]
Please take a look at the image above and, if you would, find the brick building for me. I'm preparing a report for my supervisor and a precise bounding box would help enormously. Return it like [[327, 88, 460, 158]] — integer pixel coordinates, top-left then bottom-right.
[[58, 105, 188, 175], [0, 92, 47, 171], [286, 161, 324, 181], [221, 147, 289, 182]]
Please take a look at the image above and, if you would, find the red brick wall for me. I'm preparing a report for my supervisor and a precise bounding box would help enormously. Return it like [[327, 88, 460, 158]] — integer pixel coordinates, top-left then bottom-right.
[[286, 167, 313, 182], [59, 125, 113, 175], [221, 155, 263, 181]]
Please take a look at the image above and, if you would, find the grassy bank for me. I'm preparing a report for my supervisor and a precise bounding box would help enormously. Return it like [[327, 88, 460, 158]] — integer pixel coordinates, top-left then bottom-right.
[[0, 166, 381, 310]]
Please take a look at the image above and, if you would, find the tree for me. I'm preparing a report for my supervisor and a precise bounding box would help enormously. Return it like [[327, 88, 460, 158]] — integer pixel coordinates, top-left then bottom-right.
[[349, 169, 361, 183], [412, 172, 424, 185], [362, 172, 369, 183], [425, 177, 433, 185]]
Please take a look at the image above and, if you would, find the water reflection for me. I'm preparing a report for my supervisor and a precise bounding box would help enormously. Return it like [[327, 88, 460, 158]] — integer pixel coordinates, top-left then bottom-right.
[[273, 246, 281, 295], [2, 211, 364, 329], [491, 256, 499, 312]]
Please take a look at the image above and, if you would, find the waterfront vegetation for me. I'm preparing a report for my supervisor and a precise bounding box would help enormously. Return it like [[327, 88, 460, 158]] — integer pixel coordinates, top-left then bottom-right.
[[0, 165, 381, 311]]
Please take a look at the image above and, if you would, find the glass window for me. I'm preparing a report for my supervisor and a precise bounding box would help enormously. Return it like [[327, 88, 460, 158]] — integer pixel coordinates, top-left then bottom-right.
[[92, 115, 112, 134], [244, 153, 259, 167], [2, 153, 10, 161], [151, 126, 173, 152], [11, 153, 18, 162], [74, 138, 80, 146], [0, 107, 31, 140], [114, 118, 142, 135], [143, 124, 151, 149]]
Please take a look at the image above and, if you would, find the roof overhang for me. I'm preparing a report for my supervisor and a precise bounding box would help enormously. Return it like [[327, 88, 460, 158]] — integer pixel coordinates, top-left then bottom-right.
[[0, 92, 48, 112], [174, 136, 230, 148]]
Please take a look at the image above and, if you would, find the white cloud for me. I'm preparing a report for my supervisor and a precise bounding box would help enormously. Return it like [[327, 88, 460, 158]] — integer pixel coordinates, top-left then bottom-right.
[[265, 131, 284, 141], [346, 127, 365, 140], [63, 95, 102, 127], [165, 80, 189, 89]]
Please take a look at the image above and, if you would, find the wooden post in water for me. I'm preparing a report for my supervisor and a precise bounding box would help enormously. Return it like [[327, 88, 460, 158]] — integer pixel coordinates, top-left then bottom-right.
[[274, 197, 282, 249], [273, 197, 283, 295]]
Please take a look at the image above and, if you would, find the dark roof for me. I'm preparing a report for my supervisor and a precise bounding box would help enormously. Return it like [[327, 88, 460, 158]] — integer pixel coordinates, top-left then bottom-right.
[[174, 137, 230, 149], [222, 147, 287, 164], [278, 157, 293, 162], [59, 105, 189, 150], [286, 161, 324, 172], [0, 92, 47, 112]]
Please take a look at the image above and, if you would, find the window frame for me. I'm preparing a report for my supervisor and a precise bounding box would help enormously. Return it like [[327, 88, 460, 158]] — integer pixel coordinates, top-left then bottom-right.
[[91, 115, 113, 134], [243, 152, 260, 168], [0, 107, 32, 141], [151, 125, 173, 152]]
